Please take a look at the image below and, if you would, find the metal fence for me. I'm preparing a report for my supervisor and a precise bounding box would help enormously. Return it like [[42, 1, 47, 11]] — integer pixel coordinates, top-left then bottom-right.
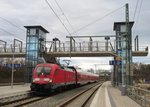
[[126, 85, 150, 107]]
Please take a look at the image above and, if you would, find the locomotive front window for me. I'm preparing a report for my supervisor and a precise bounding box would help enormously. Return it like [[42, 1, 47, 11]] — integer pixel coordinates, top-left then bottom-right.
[[44, 67, 51, 75], [36, 66, 51, 75], [36, 67, 43, 75]]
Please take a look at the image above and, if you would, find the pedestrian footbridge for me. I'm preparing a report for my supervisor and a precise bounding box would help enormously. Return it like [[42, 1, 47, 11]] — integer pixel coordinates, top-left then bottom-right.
[[0, 41, 148, 58]]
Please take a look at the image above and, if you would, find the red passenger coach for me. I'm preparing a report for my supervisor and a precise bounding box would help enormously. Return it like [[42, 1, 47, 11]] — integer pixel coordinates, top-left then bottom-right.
[[31, 63, 99, 92], [76, 70, 99, 85]]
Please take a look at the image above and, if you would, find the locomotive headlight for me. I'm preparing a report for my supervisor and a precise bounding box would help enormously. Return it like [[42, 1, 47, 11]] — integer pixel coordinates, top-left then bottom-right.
[[33, 78, 40, 82], [49, 79, 52, 83], [43, 78, 50, 81]]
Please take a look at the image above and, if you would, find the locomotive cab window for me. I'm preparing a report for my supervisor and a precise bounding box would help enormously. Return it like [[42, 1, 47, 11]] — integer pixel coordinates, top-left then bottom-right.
[[36, 66, 51, 75]]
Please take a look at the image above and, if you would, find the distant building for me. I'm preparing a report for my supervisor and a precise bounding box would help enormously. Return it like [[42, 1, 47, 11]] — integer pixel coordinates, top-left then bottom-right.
[[133, 63, 150, 83]]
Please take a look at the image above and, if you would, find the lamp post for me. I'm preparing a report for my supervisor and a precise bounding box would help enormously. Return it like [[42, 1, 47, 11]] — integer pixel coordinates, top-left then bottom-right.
[[11, 45, 14, 89], [53, 37, 60, 52], [94, 64, 101, 80], [105, 36, 110, 51], [94, 64, 97, 74]]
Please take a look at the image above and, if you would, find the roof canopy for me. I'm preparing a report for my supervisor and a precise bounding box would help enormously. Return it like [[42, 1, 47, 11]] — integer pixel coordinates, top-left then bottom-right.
[[24, 25, 49, 33], [113, 21, 134, 31]]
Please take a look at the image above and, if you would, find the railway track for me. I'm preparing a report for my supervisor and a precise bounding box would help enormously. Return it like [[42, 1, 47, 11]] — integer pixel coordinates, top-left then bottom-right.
[[1, 96, 46, 107], [0, 82, 102, 107], [0, 91, 38, 107], [56, 82, 102, 107]]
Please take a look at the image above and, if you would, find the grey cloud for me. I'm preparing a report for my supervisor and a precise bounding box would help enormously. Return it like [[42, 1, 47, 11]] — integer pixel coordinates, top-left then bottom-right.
[[0, 0, 149, 67]]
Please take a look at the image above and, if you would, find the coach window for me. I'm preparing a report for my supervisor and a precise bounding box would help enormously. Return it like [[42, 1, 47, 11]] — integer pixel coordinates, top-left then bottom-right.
[[73, 74, 75, 79], [77, 74, 81, 78]]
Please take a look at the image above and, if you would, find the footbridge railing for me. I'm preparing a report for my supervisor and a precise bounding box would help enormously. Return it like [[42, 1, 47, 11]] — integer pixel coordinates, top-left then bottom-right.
[[47, 41, 115, 53], [0, 40, 148, 57], [0, 44, 26, 53]]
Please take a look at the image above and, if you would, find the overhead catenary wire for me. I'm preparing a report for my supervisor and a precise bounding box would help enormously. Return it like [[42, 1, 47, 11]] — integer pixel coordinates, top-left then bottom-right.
[[136, 0, 143, 21], [0, 27, 26, 42], [70, 5, 125, 35], [133, 0, 143, 33], [0, 17, 25, 31], [45, 0, 71, 35], [133, 0, 140, 20], [54, 0, 77, 35]]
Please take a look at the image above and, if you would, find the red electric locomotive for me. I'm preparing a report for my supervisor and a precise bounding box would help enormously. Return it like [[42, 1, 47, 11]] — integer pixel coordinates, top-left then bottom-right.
[[31, 63, 99, 92]]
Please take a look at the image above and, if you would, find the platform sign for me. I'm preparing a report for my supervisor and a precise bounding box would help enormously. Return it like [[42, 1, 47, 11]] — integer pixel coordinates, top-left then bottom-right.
[[116, 49, 122, 61], [109, 60, 115, 65], [4, 64, 22, 68], [115, 56, 122, 61], [117, 61, 122, 65], [116, 49, 122, 55], [109, 60, 122, 65]]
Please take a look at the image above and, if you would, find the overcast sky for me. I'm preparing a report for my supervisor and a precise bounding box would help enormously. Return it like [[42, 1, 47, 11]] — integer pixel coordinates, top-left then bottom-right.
[[0, 0, 149, 70]]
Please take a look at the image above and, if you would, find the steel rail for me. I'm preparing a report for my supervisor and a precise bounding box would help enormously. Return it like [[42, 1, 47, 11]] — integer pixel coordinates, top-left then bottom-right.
[[56, 82, 103, 107], [0, 91, 38, 106]]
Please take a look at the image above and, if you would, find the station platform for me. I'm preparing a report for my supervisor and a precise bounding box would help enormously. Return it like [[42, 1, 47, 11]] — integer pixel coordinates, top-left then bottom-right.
[[0, 84, 30, 98], [0, 82, 142, 107], [90, 81, 141, 107]]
